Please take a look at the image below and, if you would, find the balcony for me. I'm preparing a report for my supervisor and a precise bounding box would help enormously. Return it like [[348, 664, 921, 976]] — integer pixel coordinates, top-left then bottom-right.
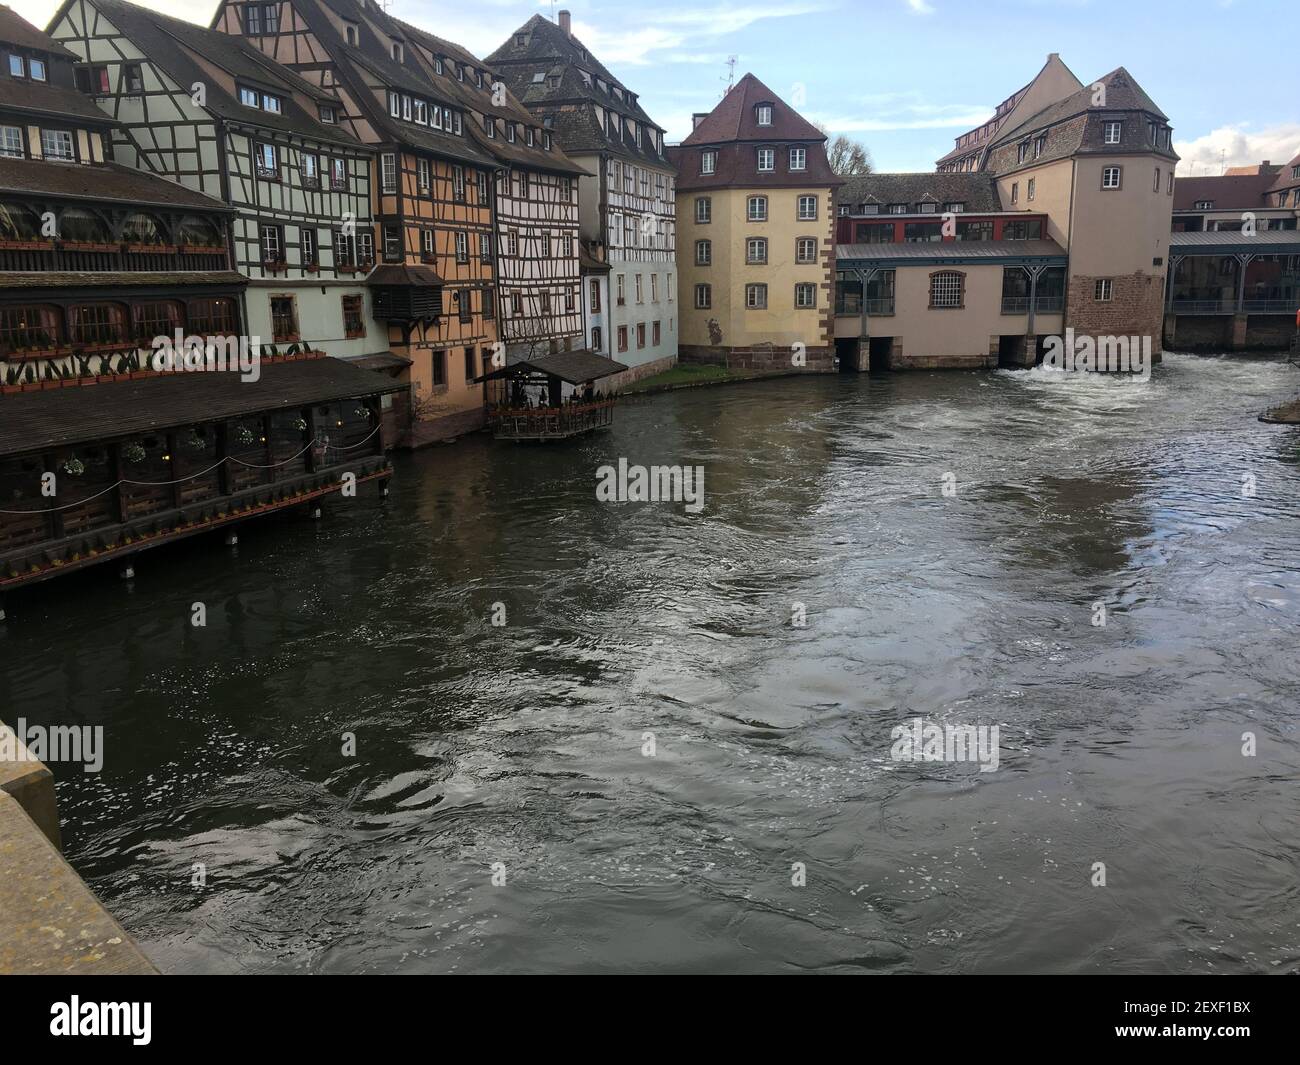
[[0, 240, 230, 274], [489, 398, 616, 441], [1001, 295, 1064, 314]]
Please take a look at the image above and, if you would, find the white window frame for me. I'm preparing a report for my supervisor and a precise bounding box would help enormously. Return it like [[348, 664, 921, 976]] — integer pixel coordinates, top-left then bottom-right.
[[1102, 166, 1122, 190], [757, 148, 774, 172], [797, 195, 817, 220], [701, 150, 716, 175], [747, 196, 768, 222], [789, 146, 806, 172], [1103, 121, 1122, 145], [381, 153, 397, 194]]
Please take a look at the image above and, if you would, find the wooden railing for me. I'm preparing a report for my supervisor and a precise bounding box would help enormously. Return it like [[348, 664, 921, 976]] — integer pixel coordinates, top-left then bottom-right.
[[488, 398, 616, 440], [0, 241, 230, 274]]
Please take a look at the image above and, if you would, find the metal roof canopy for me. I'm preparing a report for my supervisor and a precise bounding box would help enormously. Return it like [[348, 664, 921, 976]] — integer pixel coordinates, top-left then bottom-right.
[[475, 350, 629, 385], [836, 237, 1067, 270], [1169, 230, 1300, 256]]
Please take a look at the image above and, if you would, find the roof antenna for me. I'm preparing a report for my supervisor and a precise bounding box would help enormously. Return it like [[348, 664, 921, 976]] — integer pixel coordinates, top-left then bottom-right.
[[722, 55, 736, 98]]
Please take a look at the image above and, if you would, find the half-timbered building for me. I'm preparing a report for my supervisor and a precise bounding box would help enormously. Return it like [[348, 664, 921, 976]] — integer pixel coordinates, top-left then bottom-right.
[[393, 19, 585, 362], [488, 11, 678, 383], [49, 0, 382, 369], [0, 5, 397, 600], [211, 0, 501, 444]]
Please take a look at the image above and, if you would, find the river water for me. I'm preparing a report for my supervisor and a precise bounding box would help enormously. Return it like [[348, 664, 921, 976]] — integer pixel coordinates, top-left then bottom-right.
[[4, 353, 1299, 974]]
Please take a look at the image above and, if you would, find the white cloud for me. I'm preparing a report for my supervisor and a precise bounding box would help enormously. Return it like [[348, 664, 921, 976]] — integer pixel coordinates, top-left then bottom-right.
[[1174, 123, 1300, 176], [905, 0, 936, 14]]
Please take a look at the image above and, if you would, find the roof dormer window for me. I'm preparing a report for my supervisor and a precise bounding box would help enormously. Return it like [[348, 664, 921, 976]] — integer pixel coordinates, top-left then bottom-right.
[[392, 42, 404, 62], [456, 64, 464, 81], [8, 54, 24, 78], [1194, 200, 1213, 210], [526, 127, 534, 147], [506, 123, 516, 143], [29, 57, 46, 81], [756, 103, 773, 126], [319, 104, 335, 123], [434, 58, 443, 74], [515, 34, 528, 46], [484, 115, 495, 138], [345, 23, 358, 46], [701, 149, 716, 175]]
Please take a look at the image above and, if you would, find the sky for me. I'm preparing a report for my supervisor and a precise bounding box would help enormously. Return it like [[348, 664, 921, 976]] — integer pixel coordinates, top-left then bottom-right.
[[13, 0, 1298, 175]]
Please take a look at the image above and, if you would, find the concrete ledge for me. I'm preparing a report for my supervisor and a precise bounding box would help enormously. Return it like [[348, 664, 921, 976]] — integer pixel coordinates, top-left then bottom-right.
[[0, 792, 156, 974], [0, 726, 60, 850]]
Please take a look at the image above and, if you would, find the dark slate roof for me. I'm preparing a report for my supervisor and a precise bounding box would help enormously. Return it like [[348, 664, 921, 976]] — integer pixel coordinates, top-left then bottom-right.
[[1266, 151, 1300, 197], [366, 263, 442, 286], [0, 158, 231, 211], [668, 141, 840, 192], [89, 0, 364, 150], [837, 173, 1002, 212], [477, 349, 627, 384], [0, 270, 244, 288], [578, 240, 608, 273], [485, 14, 657, 129], [0, 77, 114, 125], [288, 0, 495, 168], [683, 73, 824, 146], [391, 18, 584, 176], [0, 3, 77, 56], [1173, 172, 1282, 212], [0, 357, 403, 456], [836, 238, 1067, 266]]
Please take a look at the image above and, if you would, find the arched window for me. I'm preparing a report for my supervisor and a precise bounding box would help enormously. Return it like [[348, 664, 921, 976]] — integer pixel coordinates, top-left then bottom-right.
[[177, 216, 222, 248], [59, 208, 111, 244], [121, 212, 167, 245], [69, 302, 128, 345], [0, 304, 61, 354], [132, 300, 182, 341], [0, 202, 44, 241]]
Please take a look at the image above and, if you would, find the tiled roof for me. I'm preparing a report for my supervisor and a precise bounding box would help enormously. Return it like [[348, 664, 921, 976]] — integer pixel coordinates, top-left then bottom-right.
[[992, 67, 1169, 148], [1173, 172, 1282, 212], [682, 73, 824, 146], [668, 142, 840, 192], [837, 173, 1002, 212], [1266, 151, 1300, 196], [0, 3, 77, 57], [0, 77, 115, 125], [0, 157, 231, 210], [366, 263, 442, 286], [89, 0, 365, 150], [0, 357, 402, 456]]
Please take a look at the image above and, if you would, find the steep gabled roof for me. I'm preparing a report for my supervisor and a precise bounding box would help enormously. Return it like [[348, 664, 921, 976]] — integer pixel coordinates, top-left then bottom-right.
[[1174, 171, 1287, 212], [992, 67, 1166, 149], [682, 73, 824, 145], [0, 75, 115, 125], [0, 156, 231, 211], [1266, 151, 1300, 197], [82, 0, 364, 149], [0, 3, 76, 56]]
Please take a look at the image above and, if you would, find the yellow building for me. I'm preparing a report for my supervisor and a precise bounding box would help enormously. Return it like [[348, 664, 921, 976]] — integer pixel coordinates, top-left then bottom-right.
[[668, 74, 841, 371]]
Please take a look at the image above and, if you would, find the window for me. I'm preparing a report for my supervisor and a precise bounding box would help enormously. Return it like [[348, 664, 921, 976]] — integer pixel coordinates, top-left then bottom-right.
[[1167, 171, 1174, 195], [757, 148, 774, 172], [1102, 166, 1122, 190], [617, 274, 625, 304], [330, 157, 346, 190], [1010, 182, 1019, 205], [797, 195, 817, 220], [457, 290, 471, 323], [0, 305, 60, 353], [507, 230, 518, 256], [41, 129, 74, 161], [756, 104, 773, 126], [617, 325, 628, 352], [346, 24, 357, 46], [526, 127, 534, 147], [392, 42, 404, 62], [7, 54, 23, 78], [300, 228, 316, 265], [479, 233, 491, 263], [30, 58, 46, 81], [381, 153, 396, 193], [243, 3, 262, 34], [455, 232, 468, 263], [342, 294, 365, 338], [1018, 141, 1029, 164], [259, 223, 283, 264], [695, 197, 711, 224], [1001, 219, 1042, 240], [483, 289, 495, 320], [748, 196, 768, 222], [187, 297, 237, 335], [565, 288, 575, 313], [652, 321, 661, 346], [635, 274, 643, 303], [254, 142, 277, 177], [420, 229, 434, 259], [794, 283, 816, 309], [383, 225, 401, 261], [452, 165, 464, 201], [1103, 121, 1122, 145], [270, 296, 298, 341], [790, 147, 806, 172], [335, 231, 356, 267], [541, 233, 551, 258], [123, 65, 143, 93], [417, 158, 430, 192], [888, 204, 907, 215], [956, 219, 993, 242], [70, 303, 126, 345], [745, 283, 767, 309], [1027, 177, 1035, 201], [636, 322, 645, 348], [694, 284, 711, 309], [431, 350, 446, 386], [301, 152, 319, 187], [1034, 134, 1045, 158], [591, 326, 602, 351], [1153, 167, 1161, 192], [1094, 279, 1113, 302], [944, 202, 965, 213], [74, 65, 110, 93], [464, 346, 476, 382], [796, 237, 817, 263], [746, 237, 768, 264], [0, 125, 23, 158], [319, 105, 335, 123], [402, 96, 412, 122], [701, 150, 716, 175], [485, 116, 495, 139], [904, 222, 942, 243], [651, 274, 658, 302], [506, 124, 515, 143], [589, 279, 601, 313], [477, 171, 488, 204], [1194, 200, 1214, 210], [359, 230, 373, 265], [929, 271, 963, 309]]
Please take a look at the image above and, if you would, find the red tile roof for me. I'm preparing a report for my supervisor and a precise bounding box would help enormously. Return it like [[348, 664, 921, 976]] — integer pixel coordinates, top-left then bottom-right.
[[681, 73, 824, 146]]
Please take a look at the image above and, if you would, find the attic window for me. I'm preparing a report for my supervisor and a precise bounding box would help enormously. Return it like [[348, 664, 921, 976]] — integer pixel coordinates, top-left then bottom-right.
[[919, 202, 937, 213], [476, 71, 483, 88], [319, 104, 335, 123], [543, 132, 551, 150], [484, 115, 495, 138], [1194, 200, 1213, 210], [756, 104, 773, 126], [944, 202, 965, 212], [434, 58, 443, 74], [515, 34, 528, 46], [392, 42, 404, 62], [860, 204, 878, 215], [456, 64, 464, 81], [526, 127, 534, 147], [345, 24, 358, 46], [532, 72, 545, 83], [507, 123, 516, 143]]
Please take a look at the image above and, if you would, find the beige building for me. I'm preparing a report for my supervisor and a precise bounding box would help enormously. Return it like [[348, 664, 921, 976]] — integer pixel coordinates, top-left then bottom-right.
[[837, 57, 1177, 370], [669, 74, 841, 371]]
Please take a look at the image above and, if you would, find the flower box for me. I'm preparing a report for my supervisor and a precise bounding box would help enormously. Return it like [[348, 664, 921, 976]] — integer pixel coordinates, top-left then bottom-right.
[[0, 239, 54, 250], [58, 241, 120, 253], [123, 243, 177, 254], [180, 244, 225, 255]]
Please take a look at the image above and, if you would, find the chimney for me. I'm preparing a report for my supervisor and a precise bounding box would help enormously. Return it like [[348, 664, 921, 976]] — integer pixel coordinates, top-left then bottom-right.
[[692, 113, 708, 130], [1047, 52, 1059, 61], [558, 10, 571, 36], [1262, 160, 1270, 167]]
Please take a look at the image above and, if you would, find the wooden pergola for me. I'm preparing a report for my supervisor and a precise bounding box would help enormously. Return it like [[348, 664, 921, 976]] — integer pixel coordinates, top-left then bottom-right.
[[475, 350, 628, 441]]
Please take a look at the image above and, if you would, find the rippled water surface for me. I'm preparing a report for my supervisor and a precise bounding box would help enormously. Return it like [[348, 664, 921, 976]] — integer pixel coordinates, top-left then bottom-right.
[[4, 353, 1299, 974]]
